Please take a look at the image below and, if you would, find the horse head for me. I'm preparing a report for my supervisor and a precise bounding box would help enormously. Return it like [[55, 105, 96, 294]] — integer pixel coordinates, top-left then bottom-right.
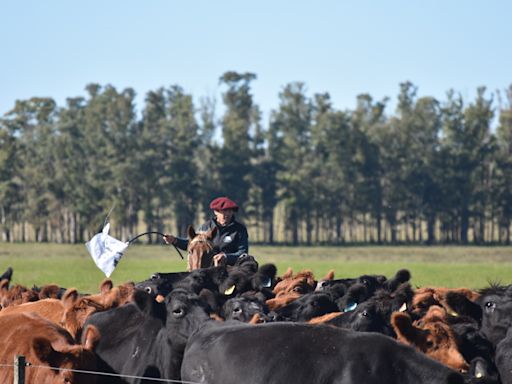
[[187, 225, 218, 271]]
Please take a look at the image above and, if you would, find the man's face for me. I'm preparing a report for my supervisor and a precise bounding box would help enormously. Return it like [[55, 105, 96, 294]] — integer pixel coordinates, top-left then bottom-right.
[[214, 209, 234, 226]]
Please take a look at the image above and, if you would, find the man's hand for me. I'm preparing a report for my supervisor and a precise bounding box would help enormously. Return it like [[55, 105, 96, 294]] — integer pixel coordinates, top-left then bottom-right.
[[213, 253, 227, 266], [163, 234, 177, 245]]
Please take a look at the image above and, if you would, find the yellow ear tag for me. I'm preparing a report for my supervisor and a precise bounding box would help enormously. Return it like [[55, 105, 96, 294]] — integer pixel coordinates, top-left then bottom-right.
[[399, 302, 407, 312], [224, 285, 236, 295], [447, 309, 459, 317], [475, 372, 483, 379]]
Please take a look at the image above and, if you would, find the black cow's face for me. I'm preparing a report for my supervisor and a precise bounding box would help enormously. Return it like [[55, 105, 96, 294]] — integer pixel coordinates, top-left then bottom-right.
[[135, 272, 190, 297], [164, 289, 211, 346], [295, 292, 338, 322], [345, 302, 387, 333], [222, 297, 267, 322], [175, 267, 228, 294], [479, 287, 512, 346]]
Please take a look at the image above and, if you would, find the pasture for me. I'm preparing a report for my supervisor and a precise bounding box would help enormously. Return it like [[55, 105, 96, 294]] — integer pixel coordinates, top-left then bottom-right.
[[1, 243, 511, 292]]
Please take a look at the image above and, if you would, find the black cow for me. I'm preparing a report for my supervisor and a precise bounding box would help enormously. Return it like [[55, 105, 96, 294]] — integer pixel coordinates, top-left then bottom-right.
[[174, 266, 229, 294], [269, 291, 338, 322], [83, 288, 211, 383], [134, 271, 190, 297], [181, 322, 464, 384], [447, 284, 512, 347], [327, 282, 414, 337], [495, 326, 512, 384], [316, 269, 411, 309], [221, 296, 270, 323]]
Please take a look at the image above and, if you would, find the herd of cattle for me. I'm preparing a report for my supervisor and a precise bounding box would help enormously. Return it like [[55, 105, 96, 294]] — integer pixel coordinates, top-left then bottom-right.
[[0, 255, 511, 384]]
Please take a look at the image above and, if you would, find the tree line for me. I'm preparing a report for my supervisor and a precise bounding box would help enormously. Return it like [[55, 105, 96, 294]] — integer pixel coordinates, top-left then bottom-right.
[[1, 72, 512, 245]]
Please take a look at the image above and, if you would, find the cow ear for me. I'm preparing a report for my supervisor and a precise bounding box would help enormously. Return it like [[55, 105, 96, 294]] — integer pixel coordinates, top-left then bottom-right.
[[206, 226, 217, 240], [0, 278, 9, 291], [324, 270, 335, 281], [445, 292, 482, 322], [99, 279, 114, 294], [62, 288, 79, 309], [199, 288, 218, 313], [187, 225, 196, 240], [133, 290, 153, 313], [391, 312, 421, 343], [282, 268, 294, 280], [102, 287, 121, 307], [82, 325, 100, 350], [32, 337, 59, 365], [423, 305, 446, 322]]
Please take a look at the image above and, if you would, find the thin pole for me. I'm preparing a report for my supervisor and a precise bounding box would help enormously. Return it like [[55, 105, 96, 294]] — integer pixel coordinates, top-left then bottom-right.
[[13, 355, 25, 384]]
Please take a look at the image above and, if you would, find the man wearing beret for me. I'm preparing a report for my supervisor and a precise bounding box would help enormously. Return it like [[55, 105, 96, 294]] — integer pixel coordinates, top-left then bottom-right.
[[163, 196, 249, 266]]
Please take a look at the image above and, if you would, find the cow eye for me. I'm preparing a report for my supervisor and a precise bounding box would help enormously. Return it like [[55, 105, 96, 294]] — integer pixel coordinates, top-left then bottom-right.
[[362, 279, 369, 286], [145, 287, 152, 294], [485, 301, 496, 312], [293, 286, 303, 293], [425, 340, 435, 348], [173, 308, 185, 317], [361, 310, 368, 317], [233, 307, 242, 313], [151, 274, 158, 280]]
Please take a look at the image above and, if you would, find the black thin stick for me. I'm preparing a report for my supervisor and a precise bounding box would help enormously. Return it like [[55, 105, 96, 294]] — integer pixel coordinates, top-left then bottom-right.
[[127, 231, 184, 259]]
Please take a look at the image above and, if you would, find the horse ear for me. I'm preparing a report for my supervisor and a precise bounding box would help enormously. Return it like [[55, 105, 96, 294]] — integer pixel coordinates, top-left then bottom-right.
[[187, 225, 196, 239], [206, 226, 217, 240]]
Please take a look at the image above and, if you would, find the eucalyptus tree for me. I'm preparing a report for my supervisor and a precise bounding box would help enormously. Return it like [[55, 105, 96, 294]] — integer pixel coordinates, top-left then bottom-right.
[[54, 97, 89, 242], [463, 87, 495, 243], [162, 85, 200, 236], [0, 118, 22, 241], [270, 82, 313, 244], [351, 94, 387, 243], [392, 82, 443, 243], [217, 71, 257, 212], [81, 84, 140, 239], [196, 95, 221, 218], [245, 105, 279, 243], [411, 96, 443, 243], [136, 88, 168, 241], [440, 88, 495, 243], [4, 98, 58, 241], [310, 93, 353, 243], [493, 85, 512, 243]]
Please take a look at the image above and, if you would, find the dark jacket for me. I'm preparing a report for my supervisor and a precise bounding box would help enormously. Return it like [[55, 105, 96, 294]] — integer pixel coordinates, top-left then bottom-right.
[[175, 217, 249, 265]]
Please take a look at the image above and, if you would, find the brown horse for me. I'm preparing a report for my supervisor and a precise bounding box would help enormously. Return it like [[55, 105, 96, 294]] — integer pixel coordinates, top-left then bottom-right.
[[186, 225, 218, 271]]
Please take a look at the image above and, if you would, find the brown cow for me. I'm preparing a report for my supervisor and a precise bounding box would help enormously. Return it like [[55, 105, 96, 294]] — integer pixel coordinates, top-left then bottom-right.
[[0, 312, 99, 384], [266, 269, 318, 311], [392, 306, 469, 372], [0, 279, 131, 339], [0, 279, 39, 308], [412, 287, 479, 317]]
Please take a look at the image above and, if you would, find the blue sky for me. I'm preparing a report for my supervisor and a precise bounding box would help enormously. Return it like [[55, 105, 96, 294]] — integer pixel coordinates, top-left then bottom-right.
[[1, 1, 510, 124]]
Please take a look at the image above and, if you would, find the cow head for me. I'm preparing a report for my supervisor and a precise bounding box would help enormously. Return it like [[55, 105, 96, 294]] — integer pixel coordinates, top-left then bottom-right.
[[392, 308, 469, 372], [31, 325, 99, 384], [175, 266, 229, 295], [447, 284, 512, 347], [222, 296, 269, 322], [163, 289, 211, 348]]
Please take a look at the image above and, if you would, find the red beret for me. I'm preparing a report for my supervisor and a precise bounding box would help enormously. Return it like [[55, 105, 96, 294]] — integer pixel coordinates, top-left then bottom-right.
[[209, 197, 239, 212]]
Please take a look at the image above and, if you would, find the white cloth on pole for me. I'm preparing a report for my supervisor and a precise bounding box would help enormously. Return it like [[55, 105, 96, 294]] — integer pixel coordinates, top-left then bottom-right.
[[85, 223, 129, 277]]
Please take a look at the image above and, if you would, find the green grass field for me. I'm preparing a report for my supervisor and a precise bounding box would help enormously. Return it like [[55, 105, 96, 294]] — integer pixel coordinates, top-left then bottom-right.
[[0, 243, 511, 293]]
